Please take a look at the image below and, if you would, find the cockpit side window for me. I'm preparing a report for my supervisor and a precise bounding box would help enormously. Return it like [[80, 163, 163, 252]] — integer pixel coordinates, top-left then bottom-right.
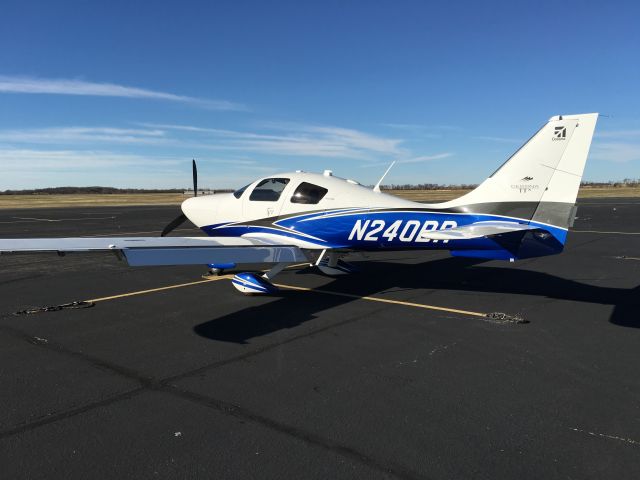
[[233, 183, 251, 199], [249, 178, 290, 202], [290, 182, 328, 204]]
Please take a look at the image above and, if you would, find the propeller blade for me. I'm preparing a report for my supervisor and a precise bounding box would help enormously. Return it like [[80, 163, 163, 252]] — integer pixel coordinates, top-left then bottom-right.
[[192, 159, 198, 197], [160, 213, 187, 237], [161, 159, 197, 236]]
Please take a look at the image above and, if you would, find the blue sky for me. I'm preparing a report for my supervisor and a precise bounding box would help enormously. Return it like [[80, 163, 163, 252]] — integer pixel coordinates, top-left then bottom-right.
[[1, 0, 639, 189]]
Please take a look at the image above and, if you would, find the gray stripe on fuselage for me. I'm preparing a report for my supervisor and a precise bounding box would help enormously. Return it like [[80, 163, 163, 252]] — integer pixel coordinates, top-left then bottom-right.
[[371, 202, 575, 228], [443, 201, 575, 228], [230, 202, 575, 230]]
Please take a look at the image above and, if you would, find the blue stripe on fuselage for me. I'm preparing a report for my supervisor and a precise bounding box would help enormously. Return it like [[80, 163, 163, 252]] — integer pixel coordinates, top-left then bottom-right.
[[201, 209, 567, 258]]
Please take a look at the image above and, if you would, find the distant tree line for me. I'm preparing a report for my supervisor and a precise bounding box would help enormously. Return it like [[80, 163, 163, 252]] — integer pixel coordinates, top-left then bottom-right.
[[2, 179, 639, 195], [580, 178, 640, 188], [380, 183, 479, 190], [382, 178, 640, 190], [0, 187, 185, 195]]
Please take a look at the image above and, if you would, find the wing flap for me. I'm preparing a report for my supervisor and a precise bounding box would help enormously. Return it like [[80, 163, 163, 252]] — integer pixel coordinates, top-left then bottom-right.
[[122, 245, 307, 266]]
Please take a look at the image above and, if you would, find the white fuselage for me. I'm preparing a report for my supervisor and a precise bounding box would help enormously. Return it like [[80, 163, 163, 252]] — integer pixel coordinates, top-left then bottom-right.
[[182, 171, 415, 240]]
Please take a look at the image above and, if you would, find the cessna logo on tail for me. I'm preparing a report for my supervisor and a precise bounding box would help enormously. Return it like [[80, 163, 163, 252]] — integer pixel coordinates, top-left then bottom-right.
[[553, 126, 566, 141]]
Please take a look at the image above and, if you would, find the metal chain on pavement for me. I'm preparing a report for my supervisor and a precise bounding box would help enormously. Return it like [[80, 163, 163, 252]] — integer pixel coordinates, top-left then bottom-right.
[[14, 301, 95, 315], [485, 312, 528, 324]]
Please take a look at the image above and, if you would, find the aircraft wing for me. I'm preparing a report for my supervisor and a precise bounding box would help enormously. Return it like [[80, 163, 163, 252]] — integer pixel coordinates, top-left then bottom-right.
[[0, 236, 309, 266], [422, 221, 539, 240]]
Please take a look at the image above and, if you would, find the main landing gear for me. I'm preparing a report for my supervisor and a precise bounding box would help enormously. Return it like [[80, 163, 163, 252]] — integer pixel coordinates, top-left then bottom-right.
[[206, 263, 236, 277], [315, 250, 358, 276], [225, 250, 357, 295]]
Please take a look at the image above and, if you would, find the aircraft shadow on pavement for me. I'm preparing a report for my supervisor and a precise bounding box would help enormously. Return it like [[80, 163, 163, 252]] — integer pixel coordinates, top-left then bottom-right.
[[193, 256, 640, 343]]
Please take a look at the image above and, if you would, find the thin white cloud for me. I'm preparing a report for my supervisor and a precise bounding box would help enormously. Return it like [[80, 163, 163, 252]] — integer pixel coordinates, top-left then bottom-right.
[[0, 121, 430, 188], [474, 136, 520, 143], [596, 129, 640, 138], [368, 152, 453, 167], [0, 151, 186, 190], [0, 147, 277, 173], [198, 158, 258, 166], [0, 147, 286, 189], [141, 123, 304, 142], [297, 125, 402, 155], [0, 75, 246, 111], [382, 123, 461, 131], [0, 126, 171, 145], [0, 122, 403, 159], [144, 122, 405, 160], [590, 142, 640, 163], [397, 153, 454, 163], [0, 148, 181, 170]]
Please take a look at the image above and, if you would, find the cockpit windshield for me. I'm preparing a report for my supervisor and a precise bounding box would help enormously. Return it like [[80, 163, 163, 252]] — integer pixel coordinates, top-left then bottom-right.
[[249, 178, 290, 202], [233, 183, 251, 199]]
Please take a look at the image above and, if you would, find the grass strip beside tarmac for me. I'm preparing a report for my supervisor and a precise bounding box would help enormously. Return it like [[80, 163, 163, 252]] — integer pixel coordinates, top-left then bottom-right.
[[1, 186, 639, 209]]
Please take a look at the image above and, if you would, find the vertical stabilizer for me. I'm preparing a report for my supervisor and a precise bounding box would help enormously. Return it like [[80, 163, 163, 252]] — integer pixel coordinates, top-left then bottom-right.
[[443, 113, 598, 228]]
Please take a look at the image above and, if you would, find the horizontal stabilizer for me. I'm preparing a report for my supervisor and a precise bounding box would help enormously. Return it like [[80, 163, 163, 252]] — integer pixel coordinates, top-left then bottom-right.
[[423, 221, 538, 240]]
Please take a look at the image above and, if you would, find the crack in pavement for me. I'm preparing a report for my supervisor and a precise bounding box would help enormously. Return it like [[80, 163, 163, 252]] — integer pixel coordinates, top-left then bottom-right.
[[0, 302, 431, 480]]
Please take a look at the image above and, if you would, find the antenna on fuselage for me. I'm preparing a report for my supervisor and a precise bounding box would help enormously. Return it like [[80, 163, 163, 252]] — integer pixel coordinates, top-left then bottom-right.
[[373, 161, 396, 193]]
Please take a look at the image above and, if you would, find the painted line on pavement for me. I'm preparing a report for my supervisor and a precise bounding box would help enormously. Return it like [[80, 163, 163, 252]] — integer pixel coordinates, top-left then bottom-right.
[[573, 230, 640, 235], [84, 266, 487, 319], [87, 276, 230, 303], [273, 282, 487, 317]]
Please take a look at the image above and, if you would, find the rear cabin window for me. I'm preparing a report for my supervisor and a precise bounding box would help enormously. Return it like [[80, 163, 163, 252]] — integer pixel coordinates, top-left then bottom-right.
[[249, 178, 290, 202], [290, 182, 328, 204]]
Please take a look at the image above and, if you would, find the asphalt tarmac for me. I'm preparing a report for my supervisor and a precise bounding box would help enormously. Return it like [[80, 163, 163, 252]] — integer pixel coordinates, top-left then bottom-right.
[[0, 199, 639, 479]]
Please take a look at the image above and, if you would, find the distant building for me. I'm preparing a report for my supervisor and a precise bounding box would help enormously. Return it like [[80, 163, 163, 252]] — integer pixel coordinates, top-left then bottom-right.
[[183, 189, 231, 196]]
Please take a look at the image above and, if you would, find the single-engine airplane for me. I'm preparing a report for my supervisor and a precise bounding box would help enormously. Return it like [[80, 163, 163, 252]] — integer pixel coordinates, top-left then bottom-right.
[[0, 113, 598, 294]]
